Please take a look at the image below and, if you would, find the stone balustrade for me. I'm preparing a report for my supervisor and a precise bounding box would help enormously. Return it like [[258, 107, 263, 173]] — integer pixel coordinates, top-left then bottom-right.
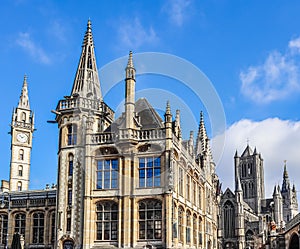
[[57, 97, 114, 118], [90, 128, 165, 145]]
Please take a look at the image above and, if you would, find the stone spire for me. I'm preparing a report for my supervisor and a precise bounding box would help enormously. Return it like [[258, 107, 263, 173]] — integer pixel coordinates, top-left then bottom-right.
[[282, 161, 290, 192], [71, 20, 102, 99], [195, 111, 208, 156], [125, 51, 136, 129], [18, 75, 30, 110]]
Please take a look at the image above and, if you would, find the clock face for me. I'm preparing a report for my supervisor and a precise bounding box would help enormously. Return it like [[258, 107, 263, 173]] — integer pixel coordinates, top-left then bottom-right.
[[16, 133, 28, 143]]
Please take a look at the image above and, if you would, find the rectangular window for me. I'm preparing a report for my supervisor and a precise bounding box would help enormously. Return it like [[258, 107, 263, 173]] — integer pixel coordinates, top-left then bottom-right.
[[96, 159, 119, 189], [179, 168, 183, 196], [139, 157, 161, 188]]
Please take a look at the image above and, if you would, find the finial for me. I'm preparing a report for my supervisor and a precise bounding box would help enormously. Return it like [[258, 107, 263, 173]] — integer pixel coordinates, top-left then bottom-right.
[[246, 138, 250, 146], [166, 100, 171, 113], [23, 74, 27, 83], [87, 19, 92, 31], [200, 111, 204, 122], [283, 160, 288, 178], [127, 51, 134, 68]]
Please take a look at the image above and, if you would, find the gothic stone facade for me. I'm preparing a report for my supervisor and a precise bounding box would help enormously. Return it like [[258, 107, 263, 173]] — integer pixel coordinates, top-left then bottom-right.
[[0, 21, 220, 249], [219, 145, 299, 249]]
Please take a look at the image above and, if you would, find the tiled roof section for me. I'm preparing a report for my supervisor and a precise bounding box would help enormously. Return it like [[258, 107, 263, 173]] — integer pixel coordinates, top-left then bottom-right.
[[135, 98, 163, 129]]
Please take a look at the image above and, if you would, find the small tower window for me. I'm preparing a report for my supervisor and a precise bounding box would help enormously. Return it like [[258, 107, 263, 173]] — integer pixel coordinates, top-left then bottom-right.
[[68, 154, 74, 176], [248, 163, 252, 175], [17, 181, 22, 191], [67, 124, 77, 145], [19, 149, 24, 160], [21, 112, 26, 122], [18, 165, 23, 176]]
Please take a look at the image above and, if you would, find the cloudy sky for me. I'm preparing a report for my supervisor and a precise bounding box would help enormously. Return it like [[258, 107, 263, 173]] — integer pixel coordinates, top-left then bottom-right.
[[1, 1, 300, 202]]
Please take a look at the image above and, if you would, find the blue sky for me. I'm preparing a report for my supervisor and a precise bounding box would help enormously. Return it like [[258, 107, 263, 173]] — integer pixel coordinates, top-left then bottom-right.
[[1, 0, 300, 200]]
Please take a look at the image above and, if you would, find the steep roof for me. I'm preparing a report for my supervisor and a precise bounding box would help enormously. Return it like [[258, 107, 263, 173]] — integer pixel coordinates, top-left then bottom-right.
[[241, 145, 253, 157], [18, 75, 30, 110], [108, 97, 164, 131], [71, 20, 102, 99]]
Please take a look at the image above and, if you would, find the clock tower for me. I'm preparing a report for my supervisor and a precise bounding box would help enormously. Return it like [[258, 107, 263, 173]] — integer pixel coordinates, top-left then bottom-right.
[[9, 75, 34, 191]]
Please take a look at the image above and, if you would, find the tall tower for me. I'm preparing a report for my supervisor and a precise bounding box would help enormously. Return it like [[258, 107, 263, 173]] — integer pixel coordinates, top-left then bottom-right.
[[9, 75, 34, 191], [234, 145, 265, 214], [281, 163, 298, 222], [54, 20, 114, 249]]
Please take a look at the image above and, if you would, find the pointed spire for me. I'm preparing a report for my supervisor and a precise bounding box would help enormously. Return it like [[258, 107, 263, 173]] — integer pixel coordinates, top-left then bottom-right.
[[282, 160, 290, 193], [18, 75, 30, 109], [71, 20, 102, 99], [273, 184, 279, 196], [293, 184, 296, 192], [235, 150, 239, 158], [283, 160, 288, 179], [126, 51, 136, 80], [166, 100, 171, 115], [195, 111, 208, 156]]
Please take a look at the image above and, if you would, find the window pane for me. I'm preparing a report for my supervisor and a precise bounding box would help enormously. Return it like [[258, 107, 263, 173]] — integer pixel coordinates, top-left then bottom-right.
[[96, 202, 118, 241]]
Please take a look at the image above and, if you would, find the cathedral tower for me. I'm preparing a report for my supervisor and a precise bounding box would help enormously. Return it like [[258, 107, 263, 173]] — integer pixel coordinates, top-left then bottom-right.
[[9, 75, 34, 191], [234, 145, 265, 214], [281, 163, 298, 222]]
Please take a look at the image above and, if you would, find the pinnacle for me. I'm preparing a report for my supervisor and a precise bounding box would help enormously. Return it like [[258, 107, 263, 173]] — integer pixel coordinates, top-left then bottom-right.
[[127, 51, 134, 68], [18, 75, 30, 110]]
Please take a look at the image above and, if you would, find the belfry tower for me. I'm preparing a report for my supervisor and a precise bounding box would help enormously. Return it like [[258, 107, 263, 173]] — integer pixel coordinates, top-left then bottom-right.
[[9, 75, 34, 191]]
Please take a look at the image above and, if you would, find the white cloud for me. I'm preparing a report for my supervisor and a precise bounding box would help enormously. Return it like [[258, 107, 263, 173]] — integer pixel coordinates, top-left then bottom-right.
[[16, 32, 51, 64], [163, 0, 192, 27], [212, 118, 300, 200], [118, 17, 158, 49], [240, 37, 300, 103], [289, 36, 300, 54]]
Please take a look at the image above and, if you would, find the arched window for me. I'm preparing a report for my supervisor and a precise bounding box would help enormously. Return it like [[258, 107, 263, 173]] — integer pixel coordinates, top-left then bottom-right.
[[68, 154, 74, 176], [198, 218, 202, 246], [32, 212, 44, 244], [186, 210, 191, 243], [21, 112, 26, 122], [19, 149, 24, 160], [18, 165, 23, 177], [178, 206, 184, 242], [245, 230, 254, 248], [0, 214, 8, 245], [289, 233, 300, 249], [67, 124, 77, 145], [17, 181, 22, 191], [223, 201, 235, 238], [15, 213, 26, 236], [96, 202, 118, 241], [193, 214, 197, 245], [138, 199, 162, 240], [97, 159, 119, 189]]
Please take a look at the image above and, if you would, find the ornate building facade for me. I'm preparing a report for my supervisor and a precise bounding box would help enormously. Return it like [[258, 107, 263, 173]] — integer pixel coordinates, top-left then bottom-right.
[[219, 145, 299, 249], [0, 20, 220, 249]]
